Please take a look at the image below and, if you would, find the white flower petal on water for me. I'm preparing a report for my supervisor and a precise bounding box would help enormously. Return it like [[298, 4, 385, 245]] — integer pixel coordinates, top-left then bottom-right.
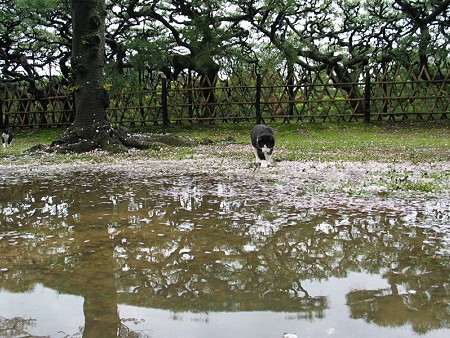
[[283, 334, 298, 338], [326, 328, 336, 335]]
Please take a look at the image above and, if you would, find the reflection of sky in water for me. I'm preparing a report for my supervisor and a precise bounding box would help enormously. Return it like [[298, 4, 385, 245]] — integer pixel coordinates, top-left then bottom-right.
[[0, 284, 84, 337], [2, 273, 450, 338]]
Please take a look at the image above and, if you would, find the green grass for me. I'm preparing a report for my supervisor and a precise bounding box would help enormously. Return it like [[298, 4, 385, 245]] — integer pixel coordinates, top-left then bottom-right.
[[1, 127, 62, 154], [275, 121, 450, 162], [1, 121, 449, 163], [146, 120, 450, 162]]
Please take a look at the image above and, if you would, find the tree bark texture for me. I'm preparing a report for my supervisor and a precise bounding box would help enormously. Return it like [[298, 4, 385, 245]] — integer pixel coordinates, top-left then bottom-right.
[[71, 0, 106, 128]]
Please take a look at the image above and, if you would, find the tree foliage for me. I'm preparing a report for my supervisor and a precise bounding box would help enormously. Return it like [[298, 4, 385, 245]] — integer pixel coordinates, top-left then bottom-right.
[[0, 0, 71, 85], [1, 0, 449, 87]]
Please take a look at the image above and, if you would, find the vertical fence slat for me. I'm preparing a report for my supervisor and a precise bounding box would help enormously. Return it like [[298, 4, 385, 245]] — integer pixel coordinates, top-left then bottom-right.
[[161, 77, 169, 126], [255, 74, 262, 124], [364, 67, 371, 123], [0, 96, 3, 129]]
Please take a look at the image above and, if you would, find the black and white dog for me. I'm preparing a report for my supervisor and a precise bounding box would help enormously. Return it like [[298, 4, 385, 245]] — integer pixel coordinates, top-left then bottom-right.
[[2, 129, 13, 147], [251, 124, 275, 167]]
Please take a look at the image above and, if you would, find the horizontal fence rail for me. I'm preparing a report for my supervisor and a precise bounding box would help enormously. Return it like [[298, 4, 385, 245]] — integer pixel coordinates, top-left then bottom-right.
[[1, 64, 449, 128]]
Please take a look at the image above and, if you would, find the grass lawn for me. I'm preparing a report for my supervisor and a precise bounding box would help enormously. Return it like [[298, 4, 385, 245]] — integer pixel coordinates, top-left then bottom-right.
[[1, 120, 449, 163]]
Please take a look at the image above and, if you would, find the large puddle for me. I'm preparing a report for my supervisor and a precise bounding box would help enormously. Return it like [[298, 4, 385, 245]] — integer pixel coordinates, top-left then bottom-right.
[[1, 158, 450, 337]]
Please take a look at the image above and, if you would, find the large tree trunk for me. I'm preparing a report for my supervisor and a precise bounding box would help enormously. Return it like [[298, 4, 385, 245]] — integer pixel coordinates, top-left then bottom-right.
[[71, 0, 107, 127], [50, 0, 127, 153]]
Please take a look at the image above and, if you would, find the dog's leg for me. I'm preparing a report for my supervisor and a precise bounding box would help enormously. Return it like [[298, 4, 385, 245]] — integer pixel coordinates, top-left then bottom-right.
[[252, 147, 261, 163]]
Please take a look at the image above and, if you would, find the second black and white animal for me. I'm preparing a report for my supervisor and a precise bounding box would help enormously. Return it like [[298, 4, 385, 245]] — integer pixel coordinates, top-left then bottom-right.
[[251, 124, 275, 167], [2, 129, 13, 147]]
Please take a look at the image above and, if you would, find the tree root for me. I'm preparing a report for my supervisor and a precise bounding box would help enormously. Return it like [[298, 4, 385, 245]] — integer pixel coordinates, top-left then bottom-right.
[[28, 121, 202, 154]]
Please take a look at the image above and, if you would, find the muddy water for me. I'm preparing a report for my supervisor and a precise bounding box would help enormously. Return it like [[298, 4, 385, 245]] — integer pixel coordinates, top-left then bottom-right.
[[0, 159, 450, 338]]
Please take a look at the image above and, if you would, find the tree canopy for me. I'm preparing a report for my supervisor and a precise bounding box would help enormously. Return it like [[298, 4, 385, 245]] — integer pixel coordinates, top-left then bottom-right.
[[1, 0, 449, 86]]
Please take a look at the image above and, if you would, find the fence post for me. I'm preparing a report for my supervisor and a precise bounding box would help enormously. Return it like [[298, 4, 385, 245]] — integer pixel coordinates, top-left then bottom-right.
[[286, 62, 295, 123], [161, 76, 169, 126], [255, 73, 262, 124], [364, 66, 371, 123], [0, 97, 3, 129]]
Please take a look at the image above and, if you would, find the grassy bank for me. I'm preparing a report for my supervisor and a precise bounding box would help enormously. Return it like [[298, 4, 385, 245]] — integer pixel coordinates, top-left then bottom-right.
[[1, 121, 449, 163]]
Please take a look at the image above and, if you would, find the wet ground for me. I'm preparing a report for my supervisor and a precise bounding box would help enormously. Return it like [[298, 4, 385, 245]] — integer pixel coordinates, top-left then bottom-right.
[[1, 144, 450, 337]]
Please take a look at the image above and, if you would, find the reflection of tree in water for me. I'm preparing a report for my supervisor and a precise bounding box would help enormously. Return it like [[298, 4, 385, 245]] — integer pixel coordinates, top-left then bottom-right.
[[347, 256, 450, 334], [0, 174, 150, 337], [112, 189, 450, 332], [1, 171, 450, 335], [0, 317, 39, 337]]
